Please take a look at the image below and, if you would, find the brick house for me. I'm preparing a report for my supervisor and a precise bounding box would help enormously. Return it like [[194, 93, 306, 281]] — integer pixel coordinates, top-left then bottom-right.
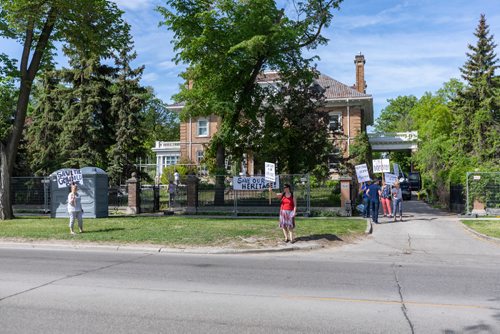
[[152, 54, 373, 176]]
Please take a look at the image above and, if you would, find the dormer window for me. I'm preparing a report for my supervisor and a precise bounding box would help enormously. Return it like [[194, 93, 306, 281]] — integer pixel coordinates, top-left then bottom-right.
[[197, 119, 209, 137]]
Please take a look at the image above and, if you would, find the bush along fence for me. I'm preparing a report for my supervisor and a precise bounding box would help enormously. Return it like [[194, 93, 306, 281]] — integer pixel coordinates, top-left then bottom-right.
[[11, 174, 353, 216]]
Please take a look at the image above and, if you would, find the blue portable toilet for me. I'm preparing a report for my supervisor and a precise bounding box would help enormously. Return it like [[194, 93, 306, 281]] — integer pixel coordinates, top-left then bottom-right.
[[50, 167, 108, 218]]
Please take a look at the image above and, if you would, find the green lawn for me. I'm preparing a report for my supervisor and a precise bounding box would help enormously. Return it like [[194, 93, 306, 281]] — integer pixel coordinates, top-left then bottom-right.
[[0, 216, 365, 248], [462, 220, 500, 239]]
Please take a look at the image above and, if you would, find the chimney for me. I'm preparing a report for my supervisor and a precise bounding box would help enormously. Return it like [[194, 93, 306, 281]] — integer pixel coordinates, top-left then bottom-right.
[[354, 53, 366, 93]]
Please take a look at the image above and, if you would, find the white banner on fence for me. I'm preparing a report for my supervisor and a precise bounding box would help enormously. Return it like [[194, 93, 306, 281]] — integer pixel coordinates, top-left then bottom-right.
[[233, 176, 280, 190], [56, 169, 83, 188], [393, 163, 400, 177], [264, 162, 275, 182], [355, 164, 371, 183], [384, 173, 398, 185], [373, 159, 390, 173]]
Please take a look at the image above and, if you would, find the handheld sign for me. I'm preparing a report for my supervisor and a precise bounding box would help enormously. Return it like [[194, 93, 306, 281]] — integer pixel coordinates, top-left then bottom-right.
[[56, 169, 83, 189], [384, 173, 398, 186], [355, 164, 371, 183], [265, 162, 276, 204], [373, 159, 390, 174]]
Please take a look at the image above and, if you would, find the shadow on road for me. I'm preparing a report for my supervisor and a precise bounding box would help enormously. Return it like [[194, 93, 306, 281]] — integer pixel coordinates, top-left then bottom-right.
[[296, 234, 343, 242]]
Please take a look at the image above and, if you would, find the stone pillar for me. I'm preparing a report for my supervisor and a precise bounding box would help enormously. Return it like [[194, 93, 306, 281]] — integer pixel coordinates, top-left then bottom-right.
[[186, 175, 199, 214], [126, 172, 140, 214], [340, 177, 352, 215]]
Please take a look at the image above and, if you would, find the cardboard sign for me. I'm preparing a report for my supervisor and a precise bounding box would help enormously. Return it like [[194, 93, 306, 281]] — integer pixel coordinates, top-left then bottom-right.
[[264, 162, 276, 182], [355, 164, 371, 183], [56, 169, 83, 188], [384, 173, 398, 185], [373, 159, 390, 173], [233, 176, 280, 190]]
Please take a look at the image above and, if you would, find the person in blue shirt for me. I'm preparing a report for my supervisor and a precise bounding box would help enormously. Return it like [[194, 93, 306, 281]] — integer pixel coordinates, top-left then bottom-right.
[[366, 179, 382, 224], [360, 181, 371, 218]]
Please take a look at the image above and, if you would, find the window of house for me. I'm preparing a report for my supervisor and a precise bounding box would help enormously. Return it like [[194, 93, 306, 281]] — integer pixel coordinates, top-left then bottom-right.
[[197, 119, 209, 136], [329, 113, 342, 132], [196, 150, 204, 164], [162, 154, 180, 167]]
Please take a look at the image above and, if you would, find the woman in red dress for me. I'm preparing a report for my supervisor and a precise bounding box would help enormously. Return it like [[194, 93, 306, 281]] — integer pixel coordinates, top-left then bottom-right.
[[277, 184, 297, 243]]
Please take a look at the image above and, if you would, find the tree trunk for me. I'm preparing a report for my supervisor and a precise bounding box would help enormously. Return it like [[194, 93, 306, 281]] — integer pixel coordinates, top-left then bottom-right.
[[214, 142, 225, 206], [0, 143, 13, 219]]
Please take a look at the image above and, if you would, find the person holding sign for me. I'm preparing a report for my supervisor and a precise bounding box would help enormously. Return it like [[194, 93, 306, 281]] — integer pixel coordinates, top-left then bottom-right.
[[67, 183, 84, 234], [277, 184, 297, 243], [366, 179, 382, 224], [380, 180, 392, 218]]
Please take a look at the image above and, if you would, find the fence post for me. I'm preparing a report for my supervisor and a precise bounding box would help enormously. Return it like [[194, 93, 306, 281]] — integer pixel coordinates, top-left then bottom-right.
[[466, 172, 470, 215], [126, 172, 141, 214], [306, 173, 311, 216], [186, 175, 199, 214]]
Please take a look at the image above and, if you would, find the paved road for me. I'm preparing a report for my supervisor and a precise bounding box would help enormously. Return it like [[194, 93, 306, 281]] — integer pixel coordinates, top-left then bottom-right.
[[1, 201, 499, 333]]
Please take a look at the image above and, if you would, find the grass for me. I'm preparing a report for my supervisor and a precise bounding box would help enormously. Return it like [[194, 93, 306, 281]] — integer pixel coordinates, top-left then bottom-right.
[[462, 220, 500, 239], [0, 216, 366, 248]]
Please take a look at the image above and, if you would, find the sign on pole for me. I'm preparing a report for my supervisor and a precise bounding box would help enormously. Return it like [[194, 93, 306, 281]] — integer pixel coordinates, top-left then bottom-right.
[[384, 173, 398, 185], [393, 163, 400, 177], [264, 162, 276, 182], [355, 164, 371, 183], [373, 159, 390, 174], [56, 169, 83, 188]]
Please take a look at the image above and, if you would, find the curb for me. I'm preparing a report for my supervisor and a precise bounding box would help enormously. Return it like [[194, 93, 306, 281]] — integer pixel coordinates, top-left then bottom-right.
[[365, 218, 373, 234], [0, 241, 324, 254], [461, 223, 500, 244]]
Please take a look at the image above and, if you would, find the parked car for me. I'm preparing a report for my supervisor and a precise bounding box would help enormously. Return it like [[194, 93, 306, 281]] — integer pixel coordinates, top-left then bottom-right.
[[397, 172, 412, 201], [408, 172, 421, 191], [400, 179, 412, 201]]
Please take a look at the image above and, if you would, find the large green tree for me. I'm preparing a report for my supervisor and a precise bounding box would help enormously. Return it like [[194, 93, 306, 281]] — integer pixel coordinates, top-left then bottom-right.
[[0, 0, 127, 219], [158, 0, 343, 204], [452, 14, 499, 163]]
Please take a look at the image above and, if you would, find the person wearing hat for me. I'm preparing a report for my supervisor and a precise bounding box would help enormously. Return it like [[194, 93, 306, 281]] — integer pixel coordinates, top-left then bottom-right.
[[277, 184, 297, 243]]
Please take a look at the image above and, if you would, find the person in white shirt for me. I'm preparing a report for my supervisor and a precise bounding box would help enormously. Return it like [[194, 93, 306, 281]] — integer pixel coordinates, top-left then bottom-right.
[[67, 183, 84, 234], [174, 170, 180, 185], [391, 182, 403, 222]]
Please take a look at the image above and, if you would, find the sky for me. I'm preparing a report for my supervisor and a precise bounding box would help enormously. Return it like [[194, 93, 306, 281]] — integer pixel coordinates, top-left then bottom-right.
[[2, 0, 500, 120]]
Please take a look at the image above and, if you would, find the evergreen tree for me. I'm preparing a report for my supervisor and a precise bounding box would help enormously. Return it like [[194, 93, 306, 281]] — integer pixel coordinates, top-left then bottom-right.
[[26, 72, 66, 175], [453, 14, 499, 162], [107, 30, 148, 185], [58, 54, 116, 169]]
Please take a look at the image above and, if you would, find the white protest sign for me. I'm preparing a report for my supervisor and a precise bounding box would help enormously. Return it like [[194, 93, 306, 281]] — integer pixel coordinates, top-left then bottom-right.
[[384, 173, 398, 185], [355, 164, 371, 183], [373, 159, 390, 173], [233, 176, 280, 190], [264, 162, 276, 182], [56, 169, 83, 188], [393, 163, 400, 177]]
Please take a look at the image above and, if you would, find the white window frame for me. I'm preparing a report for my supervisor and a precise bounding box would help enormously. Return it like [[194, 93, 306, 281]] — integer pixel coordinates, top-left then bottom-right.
[[197, 118, 209, 137], [328, 112, 342, 132]]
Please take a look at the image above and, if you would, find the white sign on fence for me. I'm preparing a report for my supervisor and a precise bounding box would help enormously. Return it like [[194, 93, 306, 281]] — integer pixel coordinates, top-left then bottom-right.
[[264, 162, 276, 182], [384, 173, 398, 185], [373, 159, 390, 173], [56, 169, 83, 188], [233, 176, 280, 190], [355, 164, 371, 183]]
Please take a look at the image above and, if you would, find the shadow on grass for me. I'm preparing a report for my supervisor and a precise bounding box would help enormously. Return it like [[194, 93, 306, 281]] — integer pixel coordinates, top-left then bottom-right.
[[90, 227, 126, 233], [296, 234, 343, 242]]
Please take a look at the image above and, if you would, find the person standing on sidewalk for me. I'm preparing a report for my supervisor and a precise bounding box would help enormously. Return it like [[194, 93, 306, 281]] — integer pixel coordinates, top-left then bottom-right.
[[67, 183, 83, 234], [361, 181, 371, 218], [277, 184, 297, 243], [392, 182, 403, 222], [366, 179, 382, 224], [380, 180, 392, 218]]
